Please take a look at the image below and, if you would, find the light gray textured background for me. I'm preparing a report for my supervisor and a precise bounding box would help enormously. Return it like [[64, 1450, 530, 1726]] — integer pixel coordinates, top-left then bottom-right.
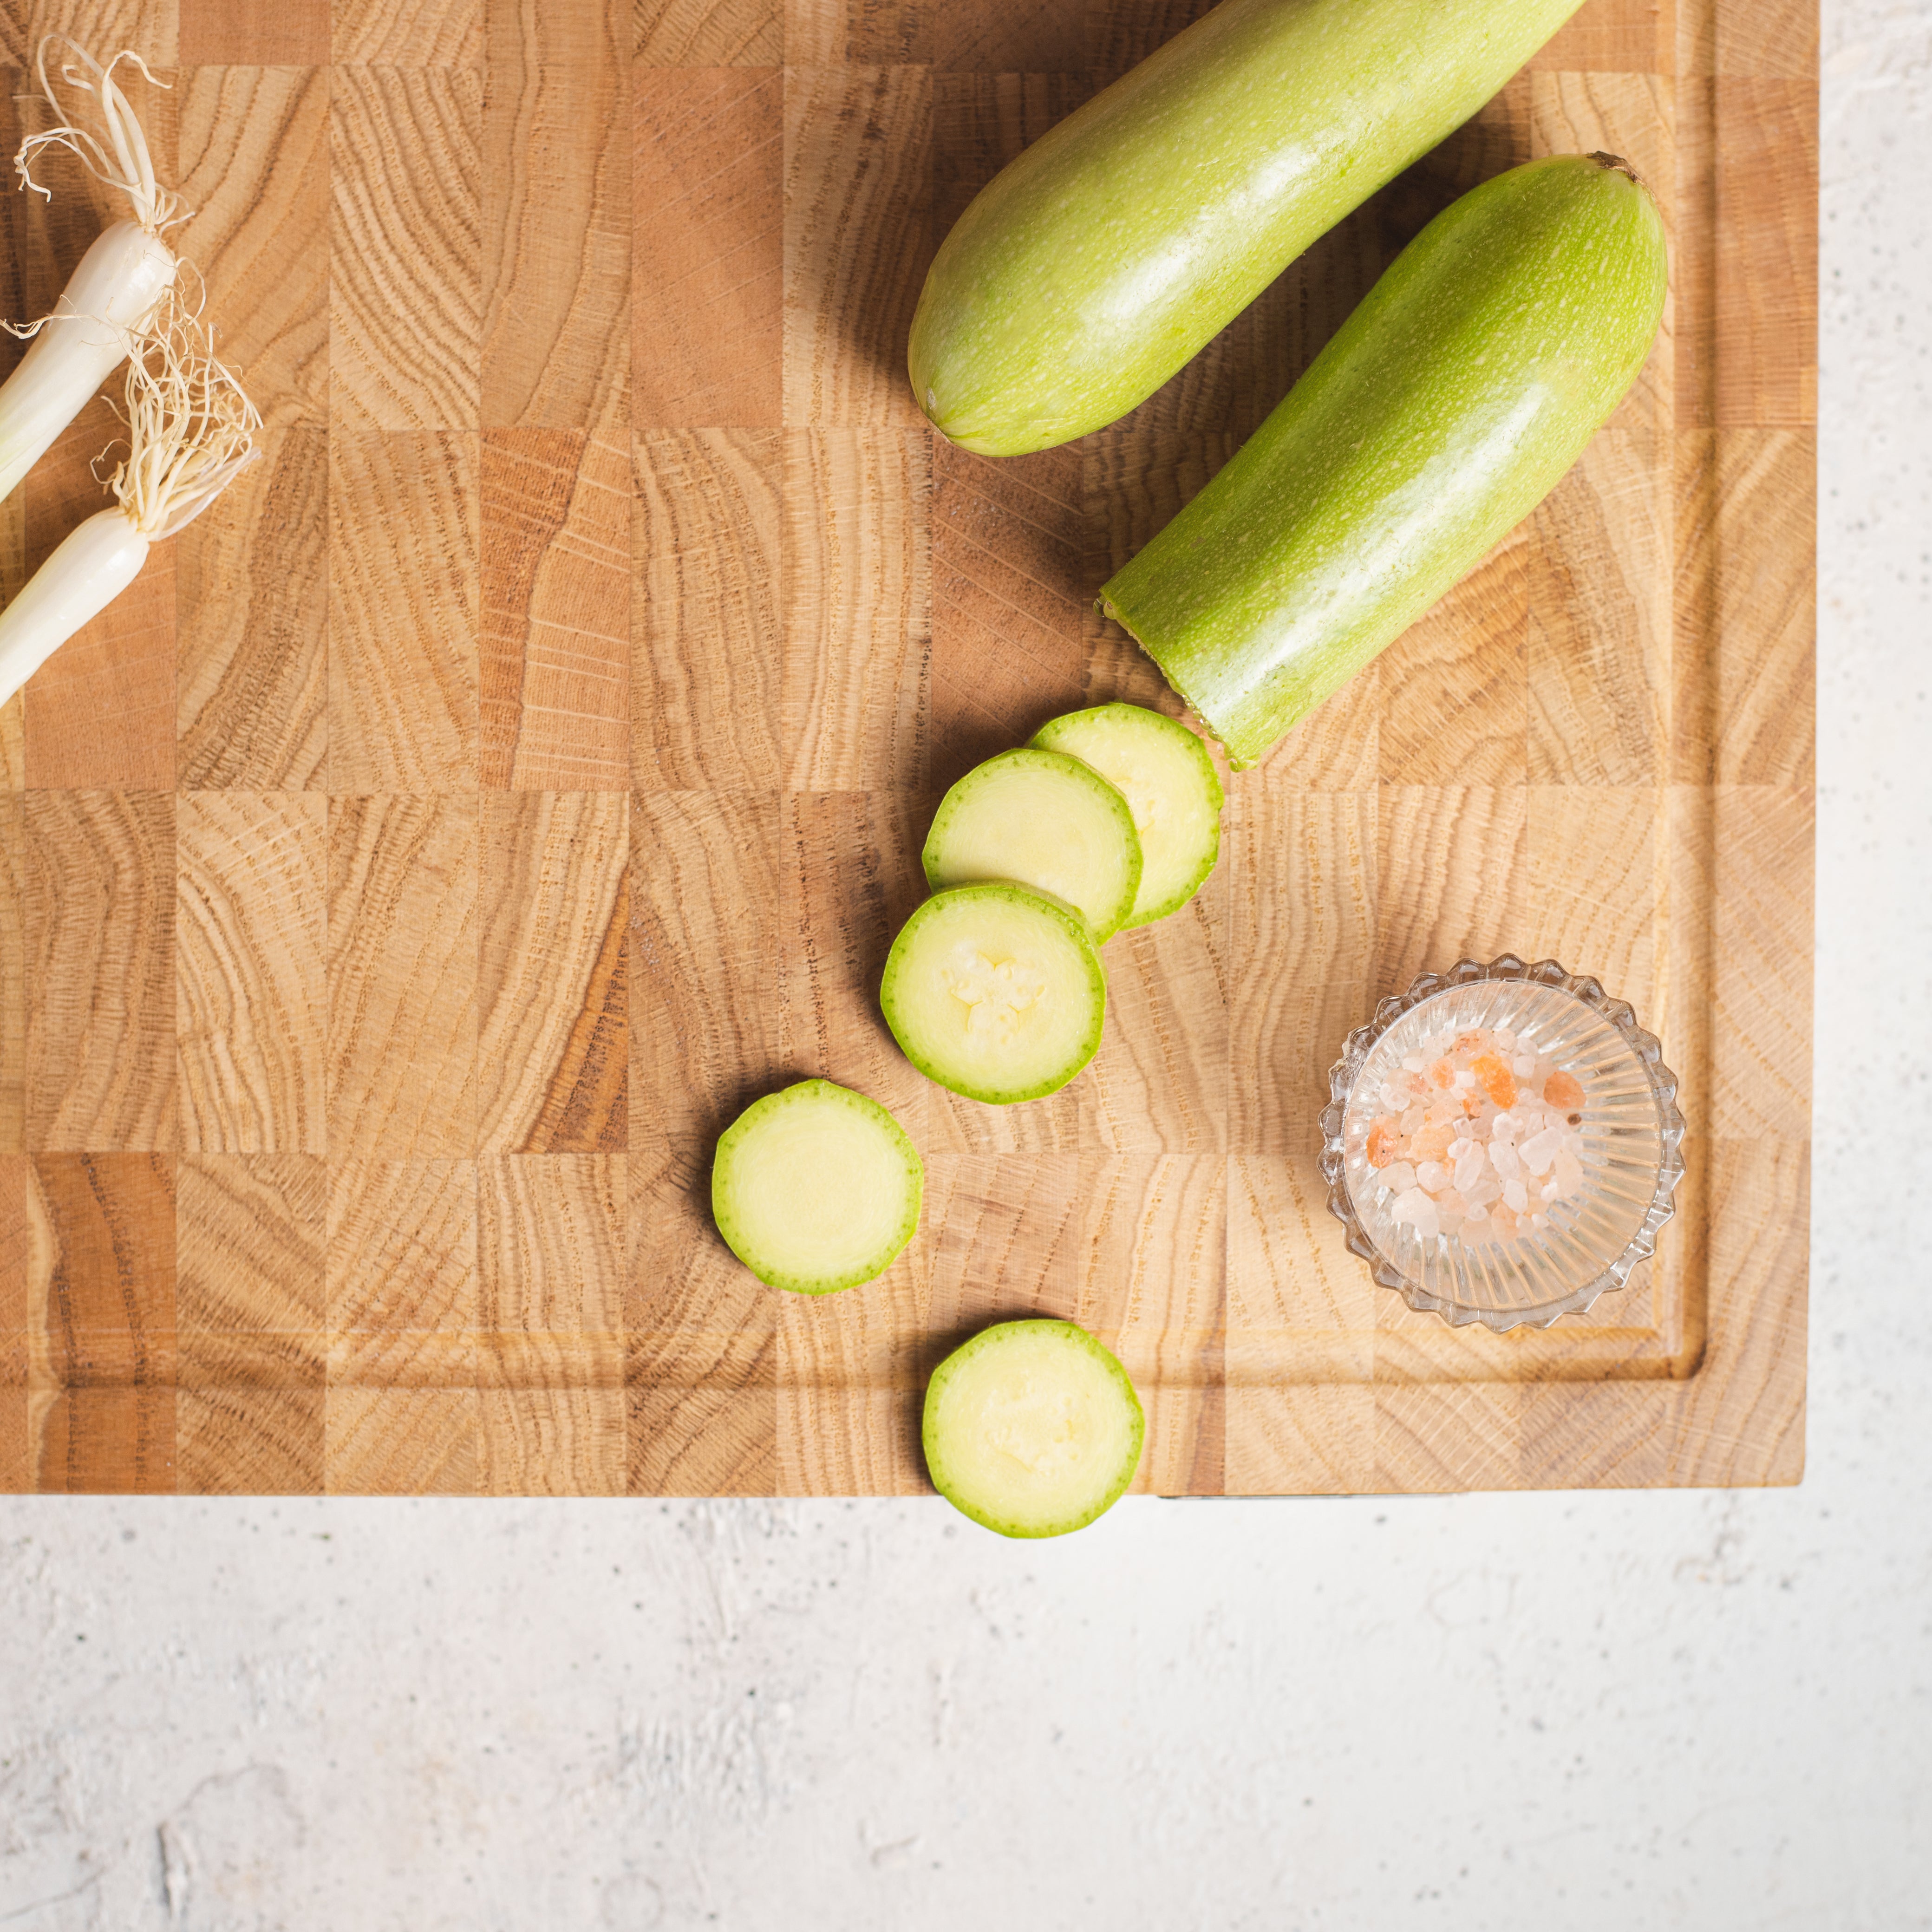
[[4, 6, 1929, 1926]]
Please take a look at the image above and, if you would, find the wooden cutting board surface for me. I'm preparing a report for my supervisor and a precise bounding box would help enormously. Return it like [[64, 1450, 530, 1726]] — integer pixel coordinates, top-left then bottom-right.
[[0, 0, 1814, 1495]]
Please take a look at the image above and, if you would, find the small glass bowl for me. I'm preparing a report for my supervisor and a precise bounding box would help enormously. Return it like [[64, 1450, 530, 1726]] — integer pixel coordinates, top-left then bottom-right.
[[1318, 956, 1686, 1333]]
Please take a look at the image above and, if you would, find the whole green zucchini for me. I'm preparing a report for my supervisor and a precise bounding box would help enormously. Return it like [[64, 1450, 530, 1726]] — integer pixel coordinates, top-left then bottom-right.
[[1100, 153, 1668, 769], [907, 0, 1584, 457]]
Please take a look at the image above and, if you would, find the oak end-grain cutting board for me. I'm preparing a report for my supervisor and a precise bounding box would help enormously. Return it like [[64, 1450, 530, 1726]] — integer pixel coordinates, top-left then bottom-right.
[[0, 0, 1815, 1496]]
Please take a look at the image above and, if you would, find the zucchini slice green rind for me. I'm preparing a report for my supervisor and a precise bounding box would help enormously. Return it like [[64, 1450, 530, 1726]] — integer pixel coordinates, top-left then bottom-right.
[[881, 883, 1106, 1105], [923, 1320, 1145, 1538], [1029, 704, 1223, 927], [711, 1079, 923, 1294], [921, 747, 1142, 944]]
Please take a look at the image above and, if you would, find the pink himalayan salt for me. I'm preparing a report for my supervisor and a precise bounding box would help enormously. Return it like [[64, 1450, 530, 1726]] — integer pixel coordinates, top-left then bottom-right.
[[1362, 1020, 1590, 1247]]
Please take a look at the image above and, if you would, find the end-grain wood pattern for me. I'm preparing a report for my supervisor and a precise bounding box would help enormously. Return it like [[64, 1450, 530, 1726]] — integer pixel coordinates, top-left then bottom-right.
[[0, 0, 1813, 1495]]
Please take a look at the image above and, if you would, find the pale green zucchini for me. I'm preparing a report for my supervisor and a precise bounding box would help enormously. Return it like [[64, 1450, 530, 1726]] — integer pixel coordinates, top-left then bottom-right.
[[1101, 153, 1668, 769], [907, 0, 1584, 456]]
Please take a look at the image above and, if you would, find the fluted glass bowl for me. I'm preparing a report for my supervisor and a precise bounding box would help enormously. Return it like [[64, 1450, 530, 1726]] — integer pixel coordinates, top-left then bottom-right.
[[1318, 956, 1686, 1332]]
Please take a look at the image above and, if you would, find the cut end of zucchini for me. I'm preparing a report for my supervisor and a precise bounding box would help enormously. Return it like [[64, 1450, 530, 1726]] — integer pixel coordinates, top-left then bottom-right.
[[922, 1320, 1145, 1538], [922, 747, 1142, 943], [881, 883, 1106, 1105], [711, 1079, 923, 1295], [1029, 703, 1225, 926]]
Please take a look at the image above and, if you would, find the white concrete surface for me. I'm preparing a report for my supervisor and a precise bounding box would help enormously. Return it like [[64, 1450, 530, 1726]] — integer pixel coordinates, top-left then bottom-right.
[[4, 7, 1929, 1926]]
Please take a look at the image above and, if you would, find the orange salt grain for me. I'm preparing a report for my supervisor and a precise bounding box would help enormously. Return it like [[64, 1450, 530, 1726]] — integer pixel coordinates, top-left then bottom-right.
[[1428, 1059, 1455, 1088], [1469, 1052, 1517, 1109], [1543, 1069, 1585, 1111], [1410, 1121, 1454, 1163], [1367, 1120, 1400, 1167]]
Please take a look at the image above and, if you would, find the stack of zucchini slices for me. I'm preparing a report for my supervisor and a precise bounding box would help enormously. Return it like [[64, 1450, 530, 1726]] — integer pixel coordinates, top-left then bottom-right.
[[884, 703, 1224, 1104]]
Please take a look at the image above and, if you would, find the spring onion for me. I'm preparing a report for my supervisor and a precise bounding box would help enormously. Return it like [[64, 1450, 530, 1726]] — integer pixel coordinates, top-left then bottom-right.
[[0, 38, 188, 506], [0, 286, 259, 708]]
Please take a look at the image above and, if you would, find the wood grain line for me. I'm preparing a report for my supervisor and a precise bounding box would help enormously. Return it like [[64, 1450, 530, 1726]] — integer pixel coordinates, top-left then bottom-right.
[[329, 432, 480, 791], [782, 63, 930, 426], [330, 66, 481, 431], [477, 792, 630, 1152], [635, 0, 780, 64], [326, 796, 479, 1158], [484, 0, 631, 433], [177, 793, 326, 1155], [333, 0, 481, 67], [633, 67, 783, 428], [782, 427, 930, 790], [479, 430, 631, 788], [0, 794, 22, 1153], [179, 64, 330, 430], [177, 428, 329, 792], [633, 429, 783, 790], [26, 791, 176, 1152]]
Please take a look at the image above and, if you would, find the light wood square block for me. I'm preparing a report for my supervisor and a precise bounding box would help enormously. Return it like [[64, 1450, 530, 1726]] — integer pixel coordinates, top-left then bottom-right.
[[330, 66, 481, 431], [633, 430, 783, 790], [177, 792, 327, 1155], [632, 67, 782, 428], [782, 64, 930, 427], [26, 791, 176, 1153], [326, 796, 480, 1159], [177, 430, 329, 793], [478, 793, 629, 1153], [479, 430, 631, 789], [782, 428, 931, 791], [483, 0, 630, 434]]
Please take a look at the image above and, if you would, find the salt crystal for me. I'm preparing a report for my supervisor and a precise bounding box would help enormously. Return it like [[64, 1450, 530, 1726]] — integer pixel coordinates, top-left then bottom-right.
[[1416, 1161, 1449, 1194], [1453, 1148, 1487, 1194], [1381, 1162, 1417, 1194], [1464, 1202, 1489, 1224], [1551, 1146, 1583, 1200], [1503, 1178, 1529, 1213], [1392, 1187, 1439, 1240], [1540, 1178, 1561, 1203], [1531, 1212, 1549, 1228], [1402, 1055, 1426, 1073], [1491, 1111, 1521, 1143], [1380, 1081, 1406, 1110], [1463, 1174, 1501, 1209], [1436, 1189, 1467, 1217], [1489, 1139, 1521, 1181], [1400, 1105, 1425, 1134], [1453, 1070, 1476, 1090], [1512, 1054, 1537, 1078], [1519, 1127, 1560, 1176]]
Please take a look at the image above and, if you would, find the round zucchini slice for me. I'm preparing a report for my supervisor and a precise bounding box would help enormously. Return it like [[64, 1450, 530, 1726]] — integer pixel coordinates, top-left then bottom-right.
[[710, 1079, 923, 1294], [923, 1320, 1145, 1538], [921, 747, 1142, 943], [881, 883, 1106, 1105], [1030, 703, 1223, 927]]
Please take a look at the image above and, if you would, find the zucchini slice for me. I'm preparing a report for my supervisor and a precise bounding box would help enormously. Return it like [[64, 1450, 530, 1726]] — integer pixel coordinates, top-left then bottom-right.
[[1030, 703, 1223, 927], [923, 1320, 1145, 1537], [881, 883, 1105, 1105], [922, 747, 1142, 944], [711, 1079, 923, 1294]]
